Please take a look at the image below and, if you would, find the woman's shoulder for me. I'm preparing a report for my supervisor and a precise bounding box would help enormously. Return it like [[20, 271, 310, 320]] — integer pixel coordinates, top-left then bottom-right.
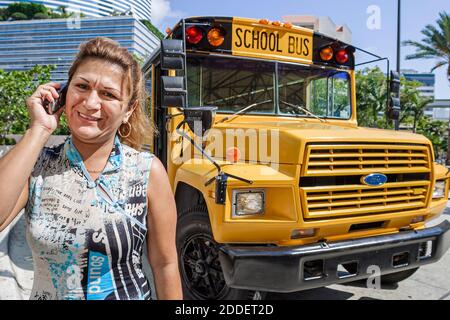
[[121, 143, 155, 160], [121, 144, 156, 171]]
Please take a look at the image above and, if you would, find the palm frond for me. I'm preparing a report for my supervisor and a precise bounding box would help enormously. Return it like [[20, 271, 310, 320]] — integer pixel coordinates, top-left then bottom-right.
[[404, 12, 450, 63], [430, 60, 448, 72], [403, 40, 443, 60], [437, 12, 450, 45], [422, 24, 450, 55], [421, 24, 439, 39]]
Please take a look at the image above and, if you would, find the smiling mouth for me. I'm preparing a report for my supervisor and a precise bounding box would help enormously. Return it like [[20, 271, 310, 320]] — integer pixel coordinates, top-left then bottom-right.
[[78, 112, 102, 122]]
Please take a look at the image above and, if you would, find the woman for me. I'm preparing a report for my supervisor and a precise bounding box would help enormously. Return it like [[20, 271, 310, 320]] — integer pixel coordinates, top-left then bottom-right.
[[0, 37, 182, 300]]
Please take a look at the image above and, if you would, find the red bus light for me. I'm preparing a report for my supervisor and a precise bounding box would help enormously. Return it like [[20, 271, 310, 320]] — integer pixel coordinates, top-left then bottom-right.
[[335, 49, 349, 64], [186, 26, 203, 44]]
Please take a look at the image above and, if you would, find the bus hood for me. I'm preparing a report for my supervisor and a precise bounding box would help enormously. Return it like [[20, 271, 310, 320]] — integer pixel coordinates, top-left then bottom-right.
[[211, 121, 432, 165]]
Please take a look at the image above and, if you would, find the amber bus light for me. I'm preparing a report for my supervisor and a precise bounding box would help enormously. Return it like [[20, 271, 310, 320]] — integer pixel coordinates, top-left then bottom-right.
[[320, 46, 334, 61], [207, 27, 225, 47]]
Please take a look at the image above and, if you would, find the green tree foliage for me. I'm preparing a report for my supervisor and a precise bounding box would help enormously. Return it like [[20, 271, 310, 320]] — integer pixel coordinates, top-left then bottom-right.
[[140, 19, 165, 39], [0, 2, 79, 20], [0, 65, 69, 139], [416, 117, 448, 161], [33, 12, 49, 20], [4, 2, 48, 19], [355, 67, 389, 128], [399, 80, 433, 133], [10, 12, 27, 20]]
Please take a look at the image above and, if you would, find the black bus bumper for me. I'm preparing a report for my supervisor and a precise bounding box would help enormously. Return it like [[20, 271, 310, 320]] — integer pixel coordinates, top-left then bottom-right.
[[218, 221, 450, 293]]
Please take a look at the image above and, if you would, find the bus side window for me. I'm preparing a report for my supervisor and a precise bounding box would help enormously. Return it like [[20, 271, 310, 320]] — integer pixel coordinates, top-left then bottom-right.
[[309, 78, 327, 116], [331, 73, 351, 118]]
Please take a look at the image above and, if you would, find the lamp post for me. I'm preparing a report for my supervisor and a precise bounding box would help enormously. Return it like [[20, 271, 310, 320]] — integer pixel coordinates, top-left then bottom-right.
[[397, 0, 401, 73], [394, 0, 401, 131]]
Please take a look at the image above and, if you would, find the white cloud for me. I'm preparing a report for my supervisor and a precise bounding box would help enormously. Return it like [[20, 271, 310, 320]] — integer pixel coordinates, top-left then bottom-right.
[[152, 0, 184, 28]]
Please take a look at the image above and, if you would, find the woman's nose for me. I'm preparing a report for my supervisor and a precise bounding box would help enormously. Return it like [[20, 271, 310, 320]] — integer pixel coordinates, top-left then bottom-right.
[[84, 90, 101, 110]]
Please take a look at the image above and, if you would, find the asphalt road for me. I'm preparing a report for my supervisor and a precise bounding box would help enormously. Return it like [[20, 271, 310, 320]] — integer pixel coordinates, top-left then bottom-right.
[[265, 203, 450, 300]]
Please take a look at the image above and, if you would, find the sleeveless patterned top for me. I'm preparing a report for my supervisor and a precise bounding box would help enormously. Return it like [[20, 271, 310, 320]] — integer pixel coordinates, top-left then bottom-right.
[[25, 135, 154, 300]]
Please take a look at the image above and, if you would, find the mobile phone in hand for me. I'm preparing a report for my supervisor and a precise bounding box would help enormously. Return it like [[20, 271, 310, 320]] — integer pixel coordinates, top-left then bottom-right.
[[43, 83, 68, 115]]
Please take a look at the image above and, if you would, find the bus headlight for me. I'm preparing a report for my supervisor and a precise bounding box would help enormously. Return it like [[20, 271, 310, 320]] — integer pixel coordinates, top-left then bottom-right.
[[432, 180, 446, 199], [233, 189, 265, 217]]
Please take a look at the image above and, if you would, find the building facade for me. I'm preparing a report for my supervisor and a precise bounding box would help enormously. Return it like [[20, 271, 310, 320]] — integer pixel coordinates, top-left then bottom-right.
[[402, 69, 436, 99], [401, 69, 437, 119], [0, 16, 159, 82], [282, 15, 352, 43], [425, 99, 450, 121], [0, 0, 152, 21]]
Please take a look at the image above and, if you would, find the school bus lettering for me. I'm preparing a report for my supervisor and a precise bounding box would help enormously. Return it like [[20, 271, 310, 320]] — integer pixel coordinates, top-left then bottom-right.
[[288, 35, 310, 56], [235, 28, 283, 52], [232, 18, 313, 64]]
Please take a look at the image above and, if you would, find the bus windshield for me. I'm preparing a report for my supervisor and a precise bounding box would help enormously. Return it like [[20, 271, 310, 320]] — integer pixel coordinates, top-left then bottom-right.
[[186, 55, 352, 120]]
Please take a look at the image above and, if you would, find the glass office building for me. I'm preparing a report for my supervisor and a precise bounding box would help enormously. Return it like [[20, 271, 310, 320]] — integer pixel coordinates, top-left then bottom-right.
[[0, 16, 160, 82], [402, 70, 436, 99], [0, 0, 152, 21]]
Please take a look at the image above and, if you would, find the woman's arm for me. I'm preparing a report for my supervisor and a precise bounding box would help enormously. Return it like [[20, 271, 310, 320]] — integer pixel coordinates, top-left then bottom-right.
[[0, 83, 63, 231], [0, 127, 49, 231], [146, 157, 182, 300]]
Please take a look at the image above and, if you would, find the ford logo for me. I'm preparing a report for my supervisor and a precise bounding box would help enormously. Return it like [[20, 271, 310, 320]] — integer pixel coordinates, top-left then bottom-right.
[[361, 173, 387, 186]]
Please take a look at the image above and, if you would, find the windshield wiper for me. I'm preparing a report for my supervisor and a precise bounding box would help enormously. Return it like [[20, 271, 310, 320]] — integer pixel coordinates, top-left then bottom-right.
[[280, 100, 327, 123], [215, 99, 272, 124]]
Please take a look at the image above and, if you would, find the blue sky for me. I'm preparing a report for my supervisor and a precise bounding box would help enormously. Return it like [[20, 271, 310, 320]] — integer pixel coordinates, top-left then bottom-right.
[[154, 0, 450, 99]]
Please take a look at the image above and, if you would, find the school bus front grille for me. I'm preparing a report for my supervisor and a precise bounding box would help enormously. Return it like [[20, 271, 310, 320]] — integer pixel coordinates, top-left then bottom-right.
[[300, 181, 430, 219], [303, 144, 431, 176]]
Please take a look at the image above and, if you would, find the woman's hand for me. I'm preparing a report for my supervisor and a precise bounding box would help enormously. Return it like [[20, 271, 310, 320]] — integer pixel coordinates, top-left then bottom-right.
[[26, 82, 65, 134]]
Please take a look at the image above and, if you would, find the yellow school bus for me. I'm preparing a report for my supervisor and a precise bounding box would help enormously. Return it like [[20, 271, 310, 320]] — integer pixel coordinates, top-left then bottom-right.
[[142, 17, 450, 300]]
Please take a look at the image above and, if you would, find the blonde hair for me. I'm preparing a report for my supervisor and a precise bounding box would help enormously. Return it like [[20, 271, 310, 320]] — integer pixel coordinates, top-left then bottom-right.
[[68, 37, 154, 150]]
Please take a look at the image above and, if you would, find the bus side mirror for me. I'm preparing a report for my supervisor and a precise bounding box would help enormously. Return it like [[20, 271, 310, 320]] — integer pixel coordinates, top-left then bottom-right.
[[387, 97, 401, 120], [161, 39, 185, 70], [390, 71, 401, 96], [160, 39, 187, 108], [387, 71, 401, 121], [161, 76, 186, 108], [184, 106, 217, 136]]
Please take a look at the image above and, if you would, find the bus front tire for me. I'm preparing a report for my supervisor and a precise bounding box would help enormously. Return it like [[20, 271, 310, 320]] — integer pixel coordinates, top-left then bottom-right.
[[176, 207, 259, 300]]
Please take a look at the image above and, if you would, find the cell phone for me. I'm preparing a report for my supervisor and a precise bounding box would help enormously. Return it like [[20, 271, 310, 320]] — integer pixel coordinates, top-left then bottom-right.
[[43, 82, 68, 115]]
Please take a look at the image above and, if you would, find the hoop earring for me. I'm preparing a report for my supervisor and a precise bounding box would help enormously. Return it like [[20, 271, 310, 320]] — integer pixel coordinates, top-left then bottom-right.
[[118, 122, 132, 138]]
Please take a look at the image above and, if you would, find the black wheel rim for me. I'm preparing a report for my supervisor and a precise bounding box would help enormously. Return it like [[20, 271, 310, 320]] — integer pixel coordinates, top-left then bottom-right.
[[180, 233, 228, 300]]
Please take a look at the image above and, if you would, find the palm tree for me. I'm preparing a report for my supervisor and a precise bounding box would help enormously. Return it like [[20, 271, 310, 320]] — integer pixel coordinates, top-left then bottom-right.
[[403, 11, 450, 164], [403, 12, 450, 80]]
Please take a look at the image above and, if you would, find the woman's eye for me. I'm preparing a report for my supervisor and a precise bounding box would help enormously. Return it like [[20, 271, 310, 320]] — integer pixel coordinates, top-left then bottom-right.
[[77, 84, 88, 90], [103, 92, 116, 99]]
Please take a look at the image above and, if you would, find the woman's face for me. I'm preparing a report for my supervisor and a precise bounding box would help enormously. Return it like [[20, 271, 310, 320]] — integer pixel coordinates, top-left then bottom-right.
[[65, 58, 134, 144]]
